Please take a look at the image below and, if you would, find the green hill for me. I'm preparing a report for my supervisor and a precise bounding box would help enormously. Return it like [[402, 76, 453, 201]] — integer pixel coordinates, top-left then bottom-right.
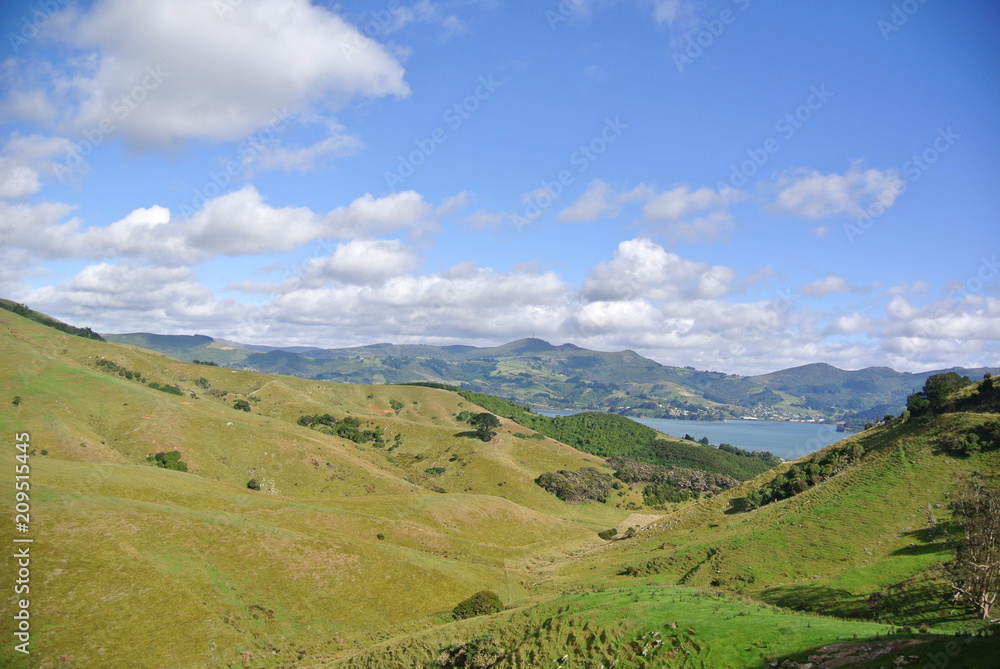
[[2, 307, 997, 668]]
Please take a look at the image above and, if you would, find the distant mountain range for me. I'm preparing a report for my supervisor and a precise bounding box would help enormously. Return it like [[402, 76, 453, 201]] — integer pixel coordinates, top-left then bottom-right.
[[102, 332, 995, 427]]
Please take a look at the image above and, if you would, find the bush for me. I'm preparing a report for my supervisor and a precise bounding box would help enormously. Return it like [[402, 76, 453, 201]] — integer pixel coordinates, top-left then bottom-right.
[[535, 467, 614, 503], [247, 479, 260, 490], [149, 382, 183, 396], [233, 399, 251, 412], [425, 466, 447, 476], [597, 528, 618, 541], [148, 451, 188, 472], [452, 590, 503, 620]]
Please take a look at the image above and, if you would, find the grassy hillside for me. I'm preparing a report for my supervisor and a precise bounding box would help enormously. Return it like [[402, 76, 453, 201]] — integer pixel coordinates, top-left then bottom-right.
[[420, 385, 780, 480], [0, 309, 637, 668], [2, 307, 997, 668]]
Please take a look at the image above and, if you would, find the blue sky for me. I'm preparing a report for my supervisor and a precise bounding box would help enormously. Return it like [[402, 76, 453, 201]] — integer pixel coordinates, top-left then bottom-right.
[[0, 0, 997, 375]]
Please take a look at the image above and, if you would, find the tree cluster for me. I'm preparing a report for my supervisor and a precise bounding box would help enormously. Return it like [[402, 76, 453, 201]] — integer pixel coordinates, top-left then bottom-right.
[[534, 467, 615, 504], [738, 442, 865, 510], [0, 300, 105, 341], [297, 414, 385, 446], [148, 450, 188, 472], [906, 372, 970, 416]]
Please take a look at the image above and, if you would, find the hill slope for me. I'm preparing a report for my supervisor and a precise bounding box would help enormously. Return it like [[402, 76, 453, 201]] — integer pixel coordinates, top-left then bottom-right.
[[2, 308, 997, 668]]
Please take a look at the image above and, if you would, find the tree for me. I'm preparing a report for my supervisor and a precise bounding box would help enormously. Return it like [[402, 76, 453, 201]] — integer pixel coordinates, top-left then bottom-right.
[[233, 399, 251, 412], [946, 474, 1000, 620], [470, 412, 500, 442], [924, 372, 969, 409], [907, 372, 970, 416]]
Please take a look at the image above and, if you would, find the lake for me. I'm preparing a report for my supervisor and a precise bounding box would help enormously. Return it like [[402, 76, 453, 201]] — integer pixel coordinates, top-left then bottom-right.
[[536, 411, 852, 460]]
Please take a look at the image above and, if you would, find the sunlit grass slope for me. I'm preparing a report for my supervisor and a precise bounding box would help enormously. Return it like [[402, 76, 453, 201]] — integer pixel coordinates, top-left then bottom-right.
[[0, 309, 634, 668]]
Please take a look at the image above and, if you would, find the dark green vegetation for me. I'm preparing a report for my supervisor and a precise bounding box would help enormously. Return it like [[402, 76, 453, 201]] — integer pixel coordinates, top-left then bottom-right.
[[444, 386, 780, 479], [737, 441, 866, 510], [535, 467, 615, 503], [147, 450, 188, 472], [0, 299, 105, 341], [453, 590, 505, 620], [2, 305, 998, 668], [147, 381, 183, 396], [297, 413, 385, 445], [95, 358, 148, 382], [104, 332, 993, 425]]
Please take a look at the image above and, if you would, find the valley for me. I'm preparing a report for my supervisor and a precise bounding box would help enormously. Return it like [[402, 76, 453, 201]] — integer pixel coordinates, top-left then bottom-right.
[[1, 305, 998, 668]]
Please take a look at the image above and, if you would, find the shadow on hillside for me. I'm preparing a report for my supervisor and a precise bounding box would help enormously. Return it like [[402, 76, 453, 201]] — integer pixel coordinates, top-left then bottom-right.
[[890, 526, 955, 558], [453, 430, 481, 439], [760, 584, 862, 618]]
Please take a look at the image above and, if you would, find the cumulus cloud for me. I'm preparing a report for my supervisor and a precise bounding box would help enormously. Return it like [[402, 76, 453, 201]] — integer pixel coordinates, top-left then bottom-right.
[[768, 162, 903, 219], [14, 0, 409, 147], [298, 240, 421, 286], [581, 238, 736, 302], [1, 186, 441, 266]]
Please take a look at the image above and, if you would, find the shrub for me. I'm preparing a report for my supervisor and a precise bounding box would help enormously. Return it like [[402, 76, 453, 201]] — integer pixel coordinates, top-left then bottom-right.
[[452, 590, 503, 620], [148, 451, 188, 472], [597, 528, 618, 541], [149, 382, 183, 396], [233, 399, 251, 412], [376, 533, 385, 540], [247, 479, 260, 490], [535, 467, 614, 503], [425, 466, 447, 476]]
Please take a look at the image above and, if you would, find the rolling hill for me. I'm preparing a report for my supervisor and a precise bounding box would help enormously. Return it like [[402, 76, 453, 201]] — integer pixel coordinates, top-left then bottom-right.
[[1, 305, 998, 668]]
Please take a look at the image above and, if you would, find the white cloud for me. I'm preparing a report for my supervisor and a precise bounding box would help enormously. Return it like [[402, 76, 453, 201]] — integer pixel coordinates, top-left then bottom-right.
[[581, 238, 735, 301], [1, 186, 441, 266], [799, 275, 854, 297], [768, 163, 903, 219], [0, 200, 82, 257], [641, 184, 745, 242], [0, 133, 77, 198], [21, 0, 409, 147], [299, 240, 421, 285], [826, 313, 869, 335], [558, 180, 616, 222], [557, 180, 651, 223]]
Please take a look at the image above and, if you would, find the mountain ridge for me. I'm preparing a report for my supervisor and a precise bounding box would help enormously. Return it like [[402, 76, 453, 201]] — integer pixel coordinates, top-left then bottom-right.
[[103, 331, 994, 427]]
